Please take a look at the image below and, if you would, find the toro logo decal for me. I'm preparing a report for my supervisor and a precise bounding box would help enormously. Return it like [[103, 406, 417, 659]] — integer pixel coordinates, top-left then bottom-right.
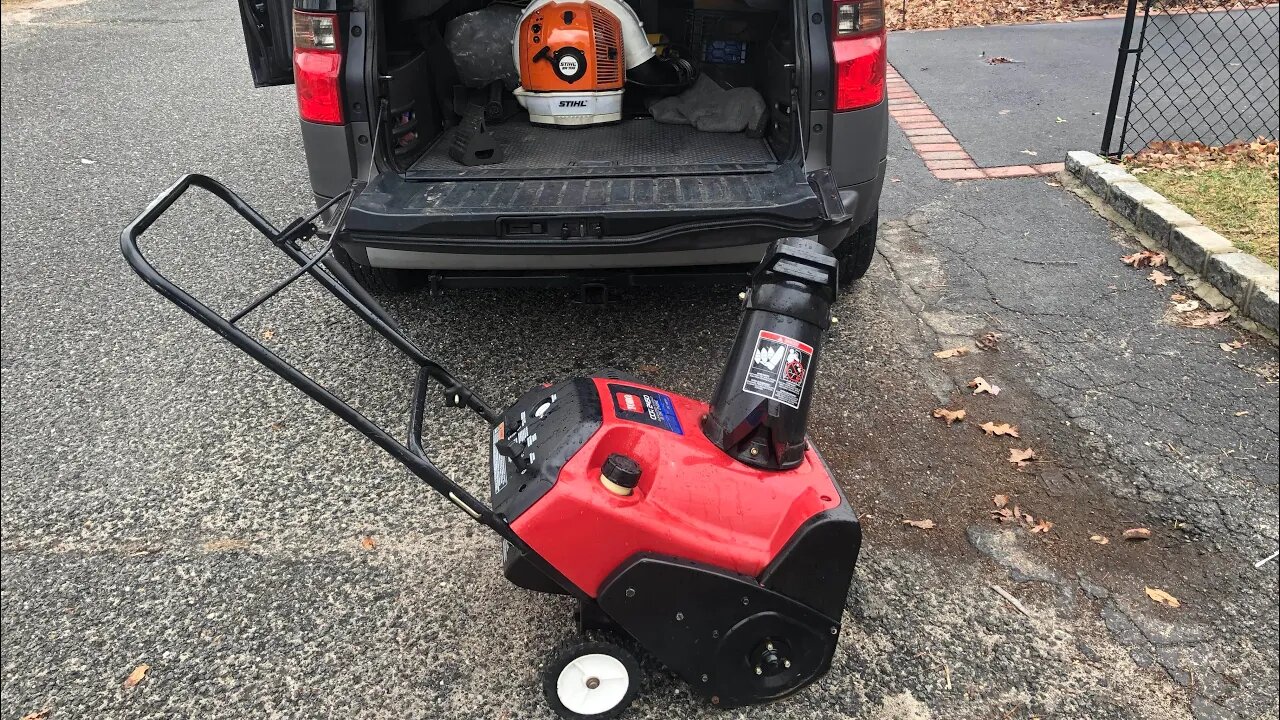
[[617, 392, 643, 413], [608, 384, 684, 435]]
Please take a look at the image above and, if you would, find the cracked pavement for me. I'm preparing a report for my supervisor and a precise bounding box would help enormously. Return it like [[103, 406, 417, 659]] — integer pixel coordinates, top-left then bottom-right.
[[2, 2, 1278, 719]]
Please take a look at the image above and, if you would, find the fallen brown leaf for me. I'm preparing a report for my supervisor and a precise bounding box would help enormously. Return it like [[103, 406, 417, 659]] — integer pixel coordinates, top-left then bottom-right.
[[1148, 269, 1173, 287], [1090, 534, 1110, 545], [1145, 587, 1181, 608], [1122, 527, 1152, 541], [932, 407, 967, 426], [123, 664, 150, 689], [968, 377, 1002, 396], [1185, 310, 1231, 327], [1008, 447, 1036, 468], [1219, 340, 1244, 352], [993, 494, 1009, 509], [637, 364, 661, 375], [991, 507, 1015, 522], [360, 536, 376, 550], [1170, 293, 1188, 302], [1172, 299, 1201, 313], [979, 331, 1001, 350], [1121, 250, 1166, 268], [933, 347, 969, 359], [902, 519, 936, 530], [20, 710, 50, 720], [987, 55, 1014, 64], [979, 421, 1021, 438], [1030, 519, 1054, 534], [259, 328, 276, 340]]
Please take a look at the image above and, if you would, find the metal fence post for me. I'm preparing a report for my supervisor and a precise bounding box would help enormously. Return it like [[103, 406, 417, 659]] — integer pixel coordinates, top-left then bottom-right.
[[1101, 0, 1141, 156]]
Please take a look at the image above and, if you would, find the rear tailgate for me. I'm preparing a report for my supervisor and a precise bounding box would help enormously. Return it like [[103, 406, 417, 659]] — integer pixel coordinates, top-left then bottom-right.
[[342, 166, 837, 254]]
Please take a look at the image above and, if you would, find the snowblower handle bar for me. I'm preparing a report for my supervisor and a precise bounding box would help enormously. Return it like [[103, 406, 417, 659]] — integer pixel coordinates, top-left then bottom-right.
[[120, 175, 588, 598]]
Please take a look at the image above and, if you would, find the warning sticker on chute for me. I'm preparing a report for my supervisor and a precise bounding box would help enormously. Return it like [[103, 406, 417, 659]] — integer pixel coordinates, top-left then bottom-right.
[[742, 330, 812, 409]]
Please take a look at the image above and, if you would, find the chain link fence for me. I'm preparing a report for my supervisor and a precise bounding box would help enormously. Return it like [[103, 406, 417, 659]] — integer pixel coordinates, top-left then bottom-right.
[[1102, 0, 1279, 156]]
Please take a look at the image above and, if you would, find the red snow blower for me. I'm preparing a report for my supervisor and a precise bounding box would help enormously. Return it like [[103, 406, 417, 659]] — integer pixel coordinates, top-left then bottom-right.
[[121, 176, 861, 718]]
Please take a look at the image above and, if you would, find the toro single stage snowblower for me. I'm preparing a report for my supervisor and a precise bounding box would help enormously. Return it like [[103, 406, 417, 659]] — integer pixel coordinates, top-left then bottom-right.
[[121, 177, 861, 718]]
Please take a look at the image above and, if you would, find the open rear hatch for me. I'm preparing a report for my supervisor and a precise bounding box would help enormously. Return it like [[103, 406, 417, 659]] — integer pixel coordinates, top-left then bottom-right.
[[341, 0, 839, 257]]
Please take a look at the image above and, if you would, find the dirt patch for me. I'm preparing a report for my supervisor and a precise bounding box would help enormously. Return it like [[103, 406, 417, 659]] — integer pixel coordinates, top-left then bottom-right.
[[812, 340, 1209, 610]]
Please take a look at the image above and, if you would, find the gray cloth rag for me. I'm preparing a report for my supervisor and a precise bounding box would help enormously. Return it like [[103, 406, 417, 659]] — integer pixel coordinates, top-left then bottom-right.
[[648, 74, 768, 135]]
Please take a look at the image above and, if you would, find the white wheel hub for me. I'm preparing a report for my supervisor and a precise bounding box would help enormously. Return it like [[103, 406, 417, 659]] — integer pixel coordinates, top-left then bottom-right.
[[556, 653, 630, 715]]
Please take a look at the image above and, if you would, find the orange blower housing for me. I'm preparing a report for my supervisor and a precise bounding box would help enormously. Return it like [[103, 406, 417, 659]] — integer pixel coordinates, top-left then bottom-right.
[[513, 1, 626, 126]]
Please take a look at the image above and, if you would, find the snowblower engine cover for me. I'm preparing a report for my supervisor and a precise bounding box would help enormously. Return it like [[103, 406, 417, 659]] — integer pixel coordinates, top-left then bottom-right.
[[490, 372, 861, 708]]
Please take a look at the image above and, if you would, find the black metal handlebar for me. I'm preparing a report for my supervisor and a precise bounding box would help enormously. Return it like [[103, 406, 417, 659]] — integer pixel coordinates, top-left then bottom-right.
[[119, 175, 588, 599]]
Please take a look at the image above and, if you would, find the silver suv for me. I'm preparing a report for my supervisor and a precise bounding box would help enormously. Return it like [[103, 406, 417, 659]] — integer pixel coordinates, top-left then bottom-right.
[[238, 0, 886, 293]]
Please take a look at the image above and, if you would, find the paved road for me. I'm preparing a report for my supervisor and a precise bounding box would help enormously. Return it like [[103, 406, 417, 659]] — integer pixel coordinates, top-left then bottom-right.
[[888, 7, 1279, 163], [2, 2, 1277, 720]]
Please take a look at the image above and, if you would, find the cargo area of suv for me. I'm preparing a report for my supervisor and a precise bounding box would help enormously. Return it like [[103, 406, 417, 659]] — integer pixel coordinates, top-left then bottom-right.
[[378, 0, 799, 180], [237, 0, 888, 290]]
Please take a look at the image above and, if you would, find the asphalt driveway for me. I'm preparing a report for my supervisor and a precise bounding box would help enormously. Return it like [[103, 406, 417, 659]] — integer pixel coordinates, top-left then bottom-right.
[[2, 2, 1277, 720], [888, 7, 1280, 164]]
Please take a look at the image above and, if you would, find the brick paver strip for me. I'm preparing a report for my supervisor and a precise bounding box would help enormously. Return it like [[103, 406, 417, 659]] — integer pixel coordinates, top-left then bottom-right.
[[921, 151, 972, 161], [934, 168, 987, 180], [926, 159, 979, 170], [886, 62, 1068, 182], [982, 165, 1040, 178], [902, 127, 953, 137]]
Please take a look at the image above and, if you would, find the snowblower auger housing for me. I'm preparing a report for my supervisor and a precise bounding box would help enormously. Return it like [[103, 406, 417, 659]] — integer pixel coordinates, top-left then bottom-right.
[[121, 177, 860, 718]]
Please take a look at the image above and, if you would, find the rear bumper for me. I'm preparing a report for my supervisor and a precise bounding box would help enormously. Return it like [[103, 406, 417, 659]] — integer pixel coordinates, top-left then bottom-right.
[[334, 161, 884, 271]]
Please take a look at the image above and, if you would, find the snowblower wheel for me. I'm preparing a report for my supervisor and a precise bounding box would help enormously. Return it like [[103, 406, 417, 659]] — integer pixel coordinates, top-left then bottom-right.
[[543, 640, 641, 719]]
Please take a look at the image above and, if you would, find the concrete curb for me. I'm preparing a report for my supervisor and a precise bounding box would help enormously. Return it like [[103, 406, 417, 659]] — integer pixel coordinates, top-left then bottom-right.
[[1066, 150, 1280, 337]]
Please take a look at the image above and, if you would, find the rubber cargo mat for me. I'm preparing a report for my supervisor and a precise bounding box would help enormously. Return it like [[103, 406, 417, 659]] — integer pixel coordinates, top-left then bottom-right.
[[407, 117, 777, 180]]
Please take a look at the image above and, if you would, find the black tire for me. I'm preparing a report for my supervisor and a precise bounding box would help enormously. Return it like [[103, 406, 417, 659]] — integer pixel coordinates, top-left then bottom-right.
[[331, 244, 420, 293], [542, 640, 642, 720], [835, 211, 879, 290]]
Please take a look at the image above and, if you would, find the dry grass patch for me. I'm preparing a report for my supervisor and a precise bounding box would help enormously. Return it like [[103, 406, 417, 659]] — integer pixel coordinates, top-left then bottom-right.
[[1127, 139, 1279, 268]]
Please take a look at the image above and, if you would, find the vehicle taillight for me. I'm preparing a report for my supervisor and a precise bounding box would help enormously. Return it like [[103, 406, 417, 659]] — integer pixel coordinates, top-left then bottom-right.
[[831, 0, 886, 112], [293, 11, 344, 125]]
